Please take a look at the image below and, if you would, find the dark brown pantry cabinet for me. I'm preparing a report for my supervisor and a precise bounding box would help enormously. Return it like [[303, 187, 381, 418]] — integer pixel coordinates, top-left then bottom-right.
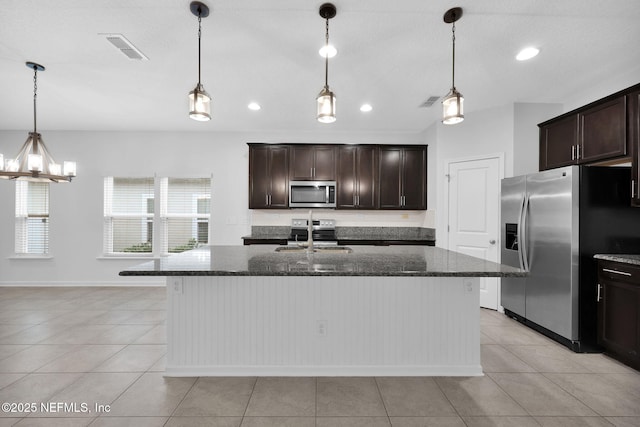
[[289, 145, 336, 181], [597, 259, 640, 370], [336, 145, 377, 209], [248, 144, 289, 208], [379, 146, 427, 209]]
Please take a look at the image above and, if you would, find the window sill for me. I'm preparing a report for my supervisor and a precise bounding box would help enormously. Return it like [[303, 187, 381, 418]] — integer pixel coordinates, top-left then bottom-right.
[[9, 255, 54, 260], [97, 255, 160, 261]]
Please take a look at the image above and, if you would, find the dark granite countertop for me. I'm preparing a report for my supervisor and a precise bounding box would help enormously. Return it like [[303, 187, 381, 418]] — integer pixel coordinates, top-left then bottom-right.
[[242, 226, 436, 243], [120, 245, 525, 277], [594, 254, 640, 266]]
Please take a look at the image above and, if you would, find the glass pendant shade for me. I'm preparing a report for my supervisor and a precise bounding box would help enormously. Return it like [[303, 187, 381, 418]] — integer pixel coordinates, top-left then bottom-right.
[[442, 88, 464, 125], [316, 87, 336, 123], [189, 84, 211, 121]]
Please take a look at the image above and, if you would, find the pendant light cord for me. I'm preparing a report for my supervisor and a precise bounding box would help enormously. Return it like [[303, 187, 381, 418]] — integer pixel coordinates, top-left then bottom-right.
[[324, 17, 329, 88], [197, 12, 202, 87], [33, 67, 38, 133], [451, 18, 456, 89]]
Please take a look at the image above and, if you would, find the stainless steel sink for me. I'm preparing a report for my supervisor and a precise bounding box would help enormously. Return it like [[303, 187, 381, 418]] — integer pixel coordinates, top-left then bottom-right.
[[275, 246, 353, 254]]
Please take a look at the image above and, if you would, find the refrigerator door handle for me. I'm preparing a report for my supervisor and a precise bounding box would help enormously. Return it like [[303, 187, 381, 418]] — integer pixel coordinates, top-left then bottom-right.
[[520, 195, 531, 272], [516, 195, 526, 270]]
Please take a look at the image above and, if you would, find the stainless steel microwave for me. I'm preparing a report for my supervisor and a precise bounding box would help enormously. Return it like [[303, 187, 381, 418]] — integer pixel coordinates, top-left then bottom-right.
[[289, 181, 336, 208]]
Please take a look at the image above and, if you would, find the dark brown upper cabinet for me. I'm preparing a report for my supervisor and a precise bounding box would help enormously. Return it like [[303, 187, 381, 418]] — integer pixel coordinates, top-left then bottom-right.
[[378, 146, 427, 210], [630, 90, 640, 207], [579, 96, 627, 163], [539, 115, 578, 170], [336, 145, 378, 209], [248, 144, 289, 209], [289, 145, 336, 181]]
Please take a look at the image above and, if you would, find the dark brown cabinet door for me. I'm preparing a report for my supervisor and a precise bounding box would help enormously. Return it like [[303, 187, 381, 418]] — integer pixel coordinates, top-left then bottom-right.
[[379, 146, 427, 209], [630, 91, 640, 207], [597, 261, 640, 370], [337, 146, 377, 209], [289, 145, 335, 181], [379, 147, 403, 209], [248, 145, 289, 209], [401, 146, 427, 209], [580, 96, 627, 163], [539, 115, 578, 170]]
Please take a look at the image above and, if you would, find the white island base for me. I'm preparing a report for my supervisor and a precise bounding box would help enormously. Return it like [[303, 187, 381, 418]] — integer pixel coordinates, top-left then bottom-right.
[[165, 275, 481, 377]]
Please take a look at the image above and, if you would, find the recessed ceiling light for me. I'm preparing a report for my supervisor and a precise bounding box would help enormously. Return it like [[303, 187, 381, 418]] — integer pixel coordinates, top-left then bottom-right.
[[248, 102, 261, 111], [319, 44, 337, 58], [360, 104, 373, 112], [516, 47, 540, 61]]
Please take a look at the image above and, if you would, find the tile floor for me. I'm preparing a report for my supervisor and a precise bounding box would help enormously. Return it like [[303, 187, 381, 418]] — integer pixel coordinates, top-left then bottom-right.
[[0, 286, 639, 427]]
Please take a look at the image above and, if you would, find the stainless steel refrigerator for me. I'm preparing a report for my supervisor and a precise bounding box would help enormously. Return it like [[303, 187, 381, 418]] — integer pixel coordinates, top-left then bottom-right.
[[501, 165, 640, 352]]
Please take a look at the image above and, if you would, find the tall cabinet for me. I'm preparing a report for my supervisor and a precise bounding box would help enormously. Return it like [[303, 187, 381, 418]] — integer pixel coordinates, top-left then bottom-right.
[[248, 144, 289, 209], [630, 90, 640, 207], [378, 146, 427, 210]]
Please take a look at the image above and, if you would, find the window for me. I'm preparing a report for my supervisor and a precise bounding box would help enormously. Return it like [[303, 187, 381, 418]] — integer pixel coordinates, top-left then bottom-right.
[[103, 177, 155, 254], [161, 177, 211, 254], [15, 181, 50, 255], [103, 176, 211, 256]]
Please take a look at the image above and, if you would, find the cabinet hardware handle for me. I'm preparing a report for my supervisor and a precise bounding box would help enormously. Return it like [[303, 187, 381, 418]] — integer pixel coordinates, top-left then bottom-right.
[[602, 268, 632, 276], [266, 194, 269, 205], [572, 146, 575, 161], [577, 144, 581, 160], [632, 180, 636, 199], [597, 283, 602, 302]]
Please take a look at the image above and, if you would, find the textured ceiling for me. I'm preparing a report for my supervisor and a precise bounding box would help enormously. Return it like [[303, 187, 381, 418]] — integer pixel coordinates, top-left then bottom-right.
[[1, 0, 639, 133]]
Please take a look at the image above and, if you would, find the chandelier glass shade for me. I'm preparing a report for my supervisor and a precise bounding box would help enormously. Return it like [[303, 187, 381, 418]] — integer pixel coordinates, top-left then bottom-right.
[[442, 7, 464, 125], [189, 1, 211, 122], [316, 3, 337, 124], [0, 62, 76, 183]]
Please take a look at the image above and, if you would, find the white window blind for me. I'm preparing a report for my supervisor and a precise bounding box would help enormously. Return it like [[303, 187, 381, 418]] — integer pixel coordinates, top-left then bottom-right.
[[160, 177, 211, 254], [15, 181, 50, 255], [103, 177, 155, 254]]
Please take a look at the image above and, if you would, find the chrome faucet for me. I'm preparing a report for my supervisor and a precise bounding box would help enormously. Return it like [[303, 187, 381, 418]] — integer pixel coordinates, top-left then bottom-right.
[[307, 210, 314, 253]]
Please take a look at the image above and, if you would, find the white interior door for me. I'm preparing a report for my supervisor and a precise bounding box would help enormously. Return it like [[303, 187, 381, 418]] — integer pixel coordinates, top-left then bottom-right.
[[447, 156, 501, 310]]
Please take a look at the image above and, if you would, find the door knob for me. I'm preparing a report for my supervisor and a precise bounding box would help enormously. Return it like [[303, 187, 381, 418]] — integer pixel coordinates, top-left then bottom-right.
[[489, 239, 496, 245]]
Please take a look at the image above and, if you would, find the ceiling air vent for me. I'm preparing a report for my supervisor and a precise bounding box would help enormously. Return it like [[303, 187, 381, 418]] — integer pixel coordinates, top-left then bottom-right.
[[419, 96, 441, 108], [102, 34, 149, 60]]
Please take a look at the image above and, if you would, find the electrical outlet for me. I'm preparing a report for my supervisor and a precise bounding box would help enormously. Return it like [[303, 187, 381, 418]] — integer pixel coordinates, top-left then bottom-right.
[[316, 320, 327, 336], [463, 278, 473, 293], [171, 277, 183, 294]]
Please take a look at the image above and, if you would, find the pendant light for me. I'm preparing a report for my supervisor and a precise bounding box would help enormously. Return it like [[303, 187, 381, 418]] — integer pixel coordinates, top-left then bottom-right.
[[0, 62, 76, 183], [442, 7, 464, 125], [316, 3, 337, 124], [188, 1, 211, 121]]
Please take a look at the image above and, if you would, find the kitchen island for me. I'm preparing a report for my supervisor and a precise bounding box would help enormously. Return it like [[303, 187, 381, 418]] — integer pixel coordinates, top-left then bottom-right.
[[121, 245, 524, 377]]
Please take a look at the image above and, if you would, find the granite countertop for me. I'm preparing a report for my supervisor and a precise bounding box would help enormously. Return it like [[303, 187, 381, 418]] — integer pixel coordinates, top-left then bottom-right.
[[120, 245, 525, 278], [594, 254, 640, 266], [242, 226, 436, 242]]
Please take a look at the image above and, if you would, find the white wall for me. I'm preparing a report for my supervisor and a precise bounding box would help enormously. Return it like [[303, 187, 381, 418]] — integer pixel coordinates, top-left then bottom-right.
[[513, 103, 563, 176], [0, 129, 427, 285]]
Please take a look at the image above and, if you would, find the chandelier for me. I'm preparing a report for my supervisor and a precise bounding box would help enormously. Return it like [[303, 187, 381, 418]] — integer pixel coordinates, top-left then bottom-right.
[[0, 62, 76, 182]]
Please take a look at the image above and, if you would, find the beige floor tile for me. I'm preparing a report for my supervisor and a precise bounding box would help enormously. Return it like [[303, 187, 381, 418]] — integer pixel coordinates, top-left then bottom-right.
[[316, 417, 391, 427], [534, 416, 615, 426], [317, 377, 387, 417], [39, 325, 116, 345], [133, 325, 166, 344], [0, 345, 30, 360], [505, 345, 592, 373], [106, 372, 196, 416], [0, 345, 77, 373], [572, 354, 639, 374], [89, 417, 169, 427], [0, 373, 83, 417], [13, 417, 95, 426], [89, 325, 156, 345], [601, 373, 640, 394], [93, 345, 166, 372], [0, 325, 32, 339], [244, 377, 315, 416], [389, 417, 466, 427], [36, 345, 125, 373], [240, 417, 314, 427], [0, 324, 72, 345], [480, 332, 497, 345], [605, 417, 640, 426], [0, 373, 26, 389], [0, 419, 21, 426], [376, 377, 456, 417], [44, 311, 109, 326], [460, 416, 542, 427], [88, 311, 139, 325], [544, 373, 640, 416], [435, 376, 527, 416], [488, 373, 597, 416], [482, 325, 555, 346], [172, 377, 255, 417], [481, 345, 536, 373], [147, 355, 166, 372], [0, 310, 66, 325], [121, 310, 165, 324]]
